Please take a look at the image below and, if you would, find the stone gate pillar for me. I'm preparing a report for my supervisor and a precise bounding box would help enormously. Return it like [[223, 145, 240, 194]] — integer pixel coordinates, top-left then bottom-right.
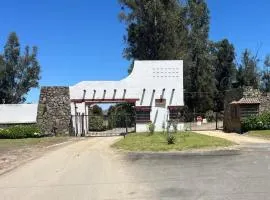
[[37, 86, 72, 135]]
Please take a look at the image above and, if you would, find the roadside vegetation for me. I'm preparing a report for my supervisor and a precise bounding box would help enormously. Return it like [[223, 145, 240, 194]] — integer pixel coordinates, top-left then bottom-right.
[[0, 125, 41, 139], [112, 132, 234, 152], [241, 112, 270, 132]]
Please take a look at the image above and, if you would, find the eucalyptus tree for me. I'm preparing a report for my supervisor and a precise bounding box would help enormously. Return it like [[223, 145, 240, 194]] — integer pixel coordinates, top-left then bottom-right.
[[0, 32, 41, 103]]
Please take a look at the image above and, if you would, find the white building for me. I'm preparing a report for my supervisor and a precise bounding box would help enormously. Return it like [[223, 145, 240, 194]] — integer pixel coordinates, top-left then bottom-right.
[[69, 60, 184, 133], [0, 104, 38, 127]]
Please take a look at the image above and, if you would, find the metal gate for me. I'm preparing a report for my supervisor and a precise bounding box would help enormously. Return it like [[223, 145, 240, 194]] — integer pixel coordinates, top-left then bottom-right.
[[71, 114, 135, 137], [170, 111, 224, 131], [185, 112, 223, 131]]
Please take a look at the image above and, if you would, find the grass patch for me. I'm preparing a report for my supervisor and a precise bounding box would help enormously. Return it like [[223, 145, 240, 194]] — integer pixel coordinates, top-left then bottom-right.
[[248, 130, 270, 140], [112, 132, 234, 152], [0, 137, 70, 153]]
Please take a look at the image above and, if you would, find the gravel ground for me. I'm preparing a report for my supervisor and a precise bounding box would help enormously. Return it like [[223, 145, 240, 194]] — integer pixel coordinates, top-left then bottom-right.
[[0, 137, 76, 175]]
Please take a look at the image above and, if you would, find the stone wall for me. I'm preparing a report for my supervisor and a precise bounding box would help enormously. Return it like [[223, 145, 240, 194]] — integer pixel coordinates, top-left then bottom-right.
[[259, 93, 270, 113], [224, 86, 270, 133], [37, 86, 72, 135], [242, 86, 261, 98], [242, 86, 270, 113]]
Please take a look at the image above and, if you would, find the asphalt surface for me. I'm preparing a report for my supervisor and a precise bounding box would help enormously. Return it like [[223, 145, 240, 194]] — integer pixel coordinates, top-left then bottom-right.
[[1, 137, 270, 200]]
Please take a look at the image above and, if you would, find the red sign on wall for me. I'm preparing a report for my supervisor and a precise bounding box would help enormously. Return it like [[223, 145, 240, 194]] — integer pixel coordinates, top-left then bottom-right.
[[155, 99, 166, 107]]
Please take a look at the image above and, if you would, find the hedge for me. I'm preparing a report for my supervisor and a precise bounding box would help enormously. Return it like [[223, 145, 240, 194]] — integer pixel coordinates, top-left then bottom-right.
[[0, 125, 41, 139], [241, 112, 270, 132], [88, 116, 105, 131]]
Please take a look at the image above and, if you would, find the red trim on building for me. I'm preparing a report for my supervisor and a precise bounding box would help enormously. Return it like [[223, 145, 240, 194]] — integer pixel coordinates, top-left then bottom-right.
[[71, 98, 139, 104], [168, 106, 183, 110], [135, 106, 151, 122], [135, 106, 152, 111]]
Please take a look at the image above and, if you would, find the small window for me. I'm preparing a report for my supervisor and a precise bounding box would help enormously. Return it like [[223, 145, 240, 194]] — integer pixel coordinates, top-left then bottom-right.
[[168, 106, 183, 121], [135, 107, 151, 122]]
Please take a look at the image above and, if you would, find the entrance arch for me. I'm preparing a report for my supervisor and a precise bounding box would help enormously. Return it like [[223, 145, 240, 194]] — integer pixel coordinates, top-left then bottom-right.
[[70, 60, 184, 135]]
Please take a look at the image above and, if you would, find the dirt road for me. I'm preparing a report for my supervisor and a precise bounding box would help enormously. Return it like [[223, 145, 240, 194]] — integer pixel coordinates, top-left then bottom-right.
[[0, 137, 157, 200], [195, 130, 270, 145], [2, 135, 270, 200]]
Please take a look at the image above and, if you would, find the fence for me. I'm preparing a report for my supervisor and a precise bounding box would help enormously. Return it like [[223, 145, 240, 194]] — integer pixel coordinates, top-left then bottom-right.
[[71, 111, 224, 136], [71, 114, 136, 137], [169, 111, 223, 131]]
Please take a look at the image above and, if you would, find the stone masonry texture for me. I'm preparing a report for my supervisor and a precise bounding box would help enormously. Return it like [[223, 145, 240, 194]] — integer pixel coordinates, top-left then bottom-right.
[[224, 86, 270, 133], [37, 86, 72, 136]]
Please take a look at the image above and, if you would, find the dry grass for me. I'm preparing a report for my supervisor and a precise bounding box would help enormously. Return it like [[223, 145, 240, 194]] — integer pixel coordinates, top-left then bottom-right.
[[248, 130, 270, 140], [0, 137, 70, 154], [0, 137, 73, 175]]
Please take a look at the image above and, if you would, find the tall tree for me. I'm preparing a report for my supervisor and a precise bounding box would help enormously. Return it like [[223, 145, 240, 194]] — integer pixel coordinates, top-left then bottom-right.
[[236, 49, 259, 89], [0, 32, 41, 103], [261, 55, 270, 92], [212, 39, 236, 111], [119, 0, 188, 72], [89, 105, 103, 116], [0, 56, 5, 104], [214, 39, 236, 91], [184, 0, 215, 113]]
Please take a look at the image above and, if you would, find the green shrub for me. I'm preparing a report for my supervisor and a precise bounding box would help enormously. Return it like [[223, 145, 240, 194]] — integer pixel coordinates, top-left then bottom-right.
[[241, 112, 270, 132], [260, 112, 270, 129], [167, 134, 176, 144], [205, 110, 215, 122], [88, 116, 105, 131], [0, 125, 41, 139], [147, 122, 155, 135], [0, 128, 11, 138]]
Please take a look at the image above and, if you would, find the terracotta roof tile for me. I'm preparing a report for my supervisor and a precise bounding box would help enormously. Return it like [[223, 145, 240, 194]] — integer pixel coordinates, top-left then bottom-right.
[[230, 98, 260, 105]]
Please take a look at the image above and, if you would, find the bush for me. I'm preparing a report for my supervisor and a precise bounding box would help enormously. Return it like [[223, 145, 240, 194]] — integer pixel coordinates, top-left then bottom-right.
[[88, 116, 105, 131], [260, 112, 270, 129], [241, 112, 270, 132], [205, 110, 215, 122], [147, 122, 155, 135], [0, 125, 41, 139], [167, 134, 176, 144]]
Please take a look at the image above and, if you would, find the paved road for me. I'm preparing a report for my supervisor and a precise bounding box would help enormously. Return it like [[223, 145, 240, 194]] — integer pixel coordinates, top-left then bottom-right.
[[1, 136, 270, 200]]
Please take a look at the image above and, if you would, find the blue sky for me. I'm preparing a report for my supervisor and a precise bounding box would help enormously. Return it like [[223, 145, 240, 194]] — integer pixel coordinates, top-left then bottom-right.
[[0, 0, 269, 103]]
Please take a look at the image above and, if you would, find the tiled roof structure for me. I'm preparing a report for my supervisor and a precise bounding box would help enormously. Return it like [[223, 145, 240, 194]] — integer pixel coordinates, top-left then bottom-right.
[[230, 98, 260, 105]]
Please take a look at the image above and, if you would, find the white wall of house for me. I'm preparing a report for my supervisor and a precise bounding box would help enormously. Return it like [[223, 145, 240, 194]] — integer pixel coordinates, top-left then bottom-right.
[[0, 104, 38, 125], [69, 60, 184, 133]]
